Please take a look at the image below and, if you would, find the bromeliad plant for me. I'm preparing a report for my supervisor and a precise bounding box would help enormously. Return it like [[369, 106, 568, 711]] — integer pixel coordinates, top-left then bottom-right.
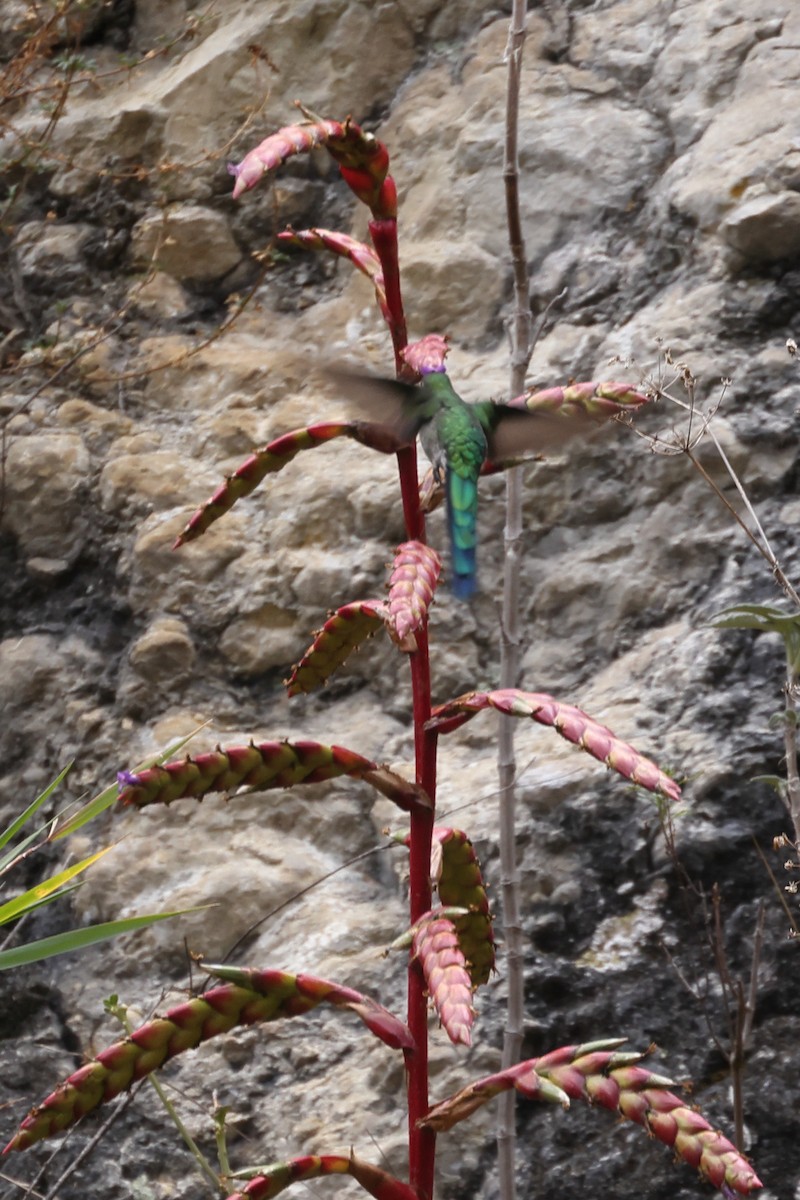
[[3, 109, 763, 1200]]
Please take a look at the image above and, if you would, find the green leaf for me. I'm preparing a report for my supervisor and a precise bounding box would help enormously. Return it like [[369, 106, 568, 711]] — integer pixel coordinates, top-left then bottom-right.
[[0, 906, 212, 971], [711, 603, 800, 676], [710, 603, 800, 635], [0, 762, 73, 853], [751, 774, 788, 798], [710, 602, 796, 627], [0, 847, 114, 926], [49, 778, 121, 841]]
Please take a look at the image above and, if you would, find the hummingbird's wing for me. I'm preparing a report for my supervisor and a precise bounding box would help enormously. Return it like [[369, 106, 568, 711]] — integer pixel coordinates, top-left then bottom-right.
[[473, 401, 606, 462], [326, 368, 431, 443]]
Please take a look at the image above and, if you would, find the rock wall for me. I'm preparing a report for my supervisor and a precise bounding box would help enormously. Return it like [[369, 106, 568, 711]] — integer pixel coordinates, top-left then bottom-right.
[[1, 2, 799, 1198]]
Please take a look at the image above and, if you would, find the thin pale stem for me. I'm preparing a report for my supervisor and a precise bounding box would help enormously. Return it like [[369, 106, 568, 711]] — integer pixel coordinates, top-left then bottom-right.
[[115, 1005, 222, 1195], [742, 900, 765, 1051], [679, 392, 800, 853], [754, 837, 799, 935], [731, 979, 746, 1150], [710, 886, 765, 1151], [647, 373, 800, 606], [498, 4, 532, 1199], [729, 900, 764, 1149], [783, 665, 800, 845], [705, 426, 782, 576], [685, 449, 800, 608], [214, 1098, 232, 1181], [147, 1072, 223, 1196]]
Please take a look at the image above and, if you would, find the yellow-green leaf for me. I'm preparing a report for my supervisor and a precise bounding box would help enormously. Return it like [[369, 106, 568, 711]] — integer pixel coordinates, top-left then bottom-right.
[[0, 846, 115, 926]]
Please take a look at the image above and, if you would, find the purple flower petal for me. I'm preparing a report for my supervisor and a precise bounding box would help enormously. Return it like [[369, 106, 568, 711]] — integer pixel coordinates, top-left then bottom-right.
[[117, 770, 142, 791]]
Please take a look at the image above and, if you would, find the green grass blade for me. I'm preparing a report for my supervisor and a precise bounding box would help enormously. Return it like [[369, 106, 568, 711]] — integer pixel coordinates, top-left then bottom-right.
[[49, 779, 121, 842], [51, 724, 210, 840], [0, 847, 115, 926], [0, 906, 213, 971], [0, 763, 73, 853]]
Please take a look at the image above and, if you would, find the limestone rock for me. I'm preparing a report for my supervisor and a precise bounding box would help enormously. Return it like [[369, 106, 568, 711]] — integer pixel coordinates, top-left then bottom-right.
[[127, 271, 193, 319], [642, 0, 787, 149], [218, 605, 300, 676], [383, 15, 667, 284], [721, 189, 800, 263], [13, 221, 94, 286], [56, 398, 133, 450], [1, 0, 114, 60], [0, 634, 65, 712], [571, 0, 668, 90], [42, 0, 417, 202], [99, 450, 217, 517], [665, 22, 800, 232], [398, 239, 504, 341], [1, 431, 90, 565], [132, 0, 188, 45], [131, 204, 242, 282], [0, 632, 102, 822], [128, 616, 196, 683], [47, 104, 166, 198]]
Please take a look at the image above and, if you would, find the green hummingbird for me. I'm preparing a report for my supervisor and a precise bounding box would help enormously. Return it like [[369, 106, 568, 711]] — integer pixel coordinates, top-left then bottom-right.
[[333, 364, 592, 600]]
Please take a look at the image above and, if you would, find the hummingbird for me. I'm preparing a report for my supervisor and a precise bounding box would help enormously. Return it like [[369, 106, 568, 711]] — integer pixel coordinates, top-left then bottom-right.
[[332, 364, 595, 600]]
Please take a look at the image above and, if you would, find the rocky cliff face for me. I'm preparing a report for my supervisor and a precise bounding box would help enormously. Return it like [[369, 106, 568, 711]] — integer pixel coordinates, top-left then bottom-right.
[[1, 2, 799, 1198]]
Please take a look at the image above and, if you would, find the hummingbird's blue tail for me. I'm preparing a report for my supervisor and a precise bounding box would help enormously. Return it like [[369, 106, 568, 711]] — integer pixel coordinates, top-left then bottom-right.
[[446, 469, 478, 600]]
